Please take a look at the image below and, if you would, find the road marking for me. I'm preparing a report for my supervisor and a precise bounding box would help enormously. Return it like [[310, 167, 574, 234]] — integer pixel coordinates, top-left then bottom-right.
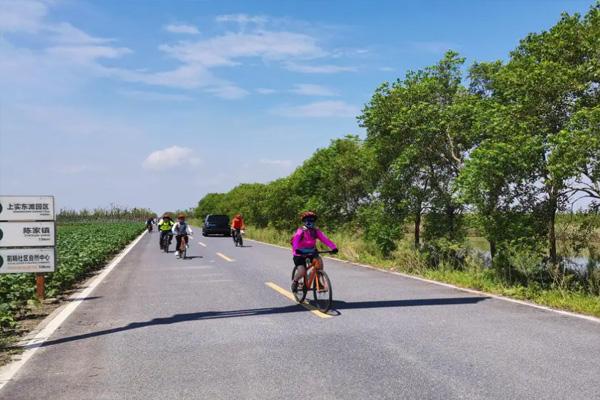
[[265, 282, 332, 319], [198, 241, 207, 247], [0, 230, 148, 391], [246, 239, 600, 324], [216, 252, 234, 262]]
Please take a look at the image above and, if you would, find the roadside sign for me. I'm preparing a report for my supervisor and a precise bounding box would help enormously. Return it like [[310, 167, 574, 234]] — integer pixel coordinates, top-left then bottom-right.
[[0, 221, 55, 247], [0, 195, 57, 297], [0, 196, 54, 221], [0, 247, 55, 273]]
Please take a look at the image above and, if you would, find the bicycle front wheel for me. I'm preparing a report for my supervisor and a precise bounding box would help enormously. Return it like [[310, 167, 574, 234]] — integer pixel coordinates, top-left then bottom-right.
[[291, 265, 307, 303], [180, 238, 187, 259], [312, 270, 332, 312]]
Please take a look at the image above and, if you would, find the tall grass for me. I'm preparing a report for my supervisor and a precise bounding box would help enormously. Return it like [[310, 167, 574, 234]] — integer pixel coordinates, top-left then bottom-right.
[[245, 226, 600, 318]]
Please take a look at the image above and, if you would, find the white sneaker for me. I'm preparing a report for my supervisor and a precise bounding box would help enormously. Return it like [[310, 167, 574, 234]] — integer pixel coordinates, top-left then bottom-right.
[[175, 251, 179, 257]]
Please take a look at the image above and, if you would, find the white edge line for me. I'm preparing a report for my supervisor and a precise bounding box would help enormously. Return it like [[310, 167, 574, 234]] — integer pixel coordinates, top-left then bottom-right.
[[0, 230, 148, 390], [245, 238, 600, 324]]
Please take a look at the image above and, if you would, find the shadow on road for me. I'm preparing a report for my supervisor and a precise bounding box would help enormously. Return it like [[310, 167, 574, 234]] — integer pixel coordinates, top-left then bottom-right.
[[66, 296, 103, 302], [333, 297, 487, 310], [24, 296, 487, 349]]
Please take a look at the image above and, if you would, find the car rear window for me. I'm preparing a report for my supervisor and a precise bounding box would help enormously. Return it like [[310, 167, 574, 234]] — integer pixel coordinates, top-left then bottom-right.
[[207, 215, 229, 225]]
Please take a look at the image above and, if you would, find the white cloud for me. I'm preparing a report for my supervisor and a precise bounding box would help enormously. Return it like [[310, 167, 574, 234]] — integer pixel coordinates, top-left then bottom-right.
[[103, 64, 247, 99], [118, 89, 193, 102], [256, 88, 277, 95], [205, 85, 249, 99], [48, 22, 115, 44], [259, 158, 292, 167], [164, 23, 200, 35], [42, 22, 131, 64], [142, 146, 201, 171], [0, 6, 131, 90], [291, 83, 337, 97], [285, 62, 357, 74], [0, 4, 355, 104], [216, 14, 268, 26], [0, 0, 47, 33], [379, 66, 395, 72], [103, 64, 216, 89], [5, 103, 146, 138], [273, 100, 359, 118], [159, 31, 324, 68], [47, 45, 131, 64]]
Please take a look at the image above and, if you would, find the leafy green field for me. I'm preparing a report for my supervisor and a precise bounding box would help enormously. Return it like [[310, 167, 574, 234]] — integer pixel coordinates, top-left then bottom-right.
[[0, 222, 143, 333]]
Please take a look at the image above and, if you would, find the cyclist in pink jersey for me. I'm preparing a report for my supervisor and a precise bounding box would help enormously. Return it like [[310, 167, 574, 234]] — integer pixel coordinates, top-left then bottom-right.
[[291, 211, 338, 292]]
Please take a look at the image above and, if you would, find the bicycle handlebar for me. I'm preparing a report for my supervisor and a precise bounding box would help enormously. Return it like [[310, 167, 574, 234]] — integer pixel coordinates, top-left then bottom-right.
[[301, 249, 337, 256]]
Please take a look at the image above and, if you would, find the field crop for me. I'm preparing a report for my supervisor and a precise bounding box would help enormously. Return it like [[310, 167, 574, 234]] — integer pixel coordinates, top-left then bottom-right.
[[0, 222, 143, 333]]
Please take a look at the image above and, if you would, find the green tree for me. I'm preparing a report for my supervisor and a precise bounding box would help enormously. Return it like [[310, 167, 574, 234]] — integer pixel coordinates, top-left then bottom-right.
[[360, 51, 475, 247], [457, 102, 546, 259], [287, 135, 373, 228], [468, 4, 600, 264], [195, 193, 228, 220]]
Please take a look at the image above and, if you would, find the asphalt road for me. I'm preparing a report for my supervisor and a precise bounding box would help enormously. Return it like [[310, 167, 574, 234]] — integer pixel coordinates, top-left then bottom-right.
[[1, 230, 599, 400]]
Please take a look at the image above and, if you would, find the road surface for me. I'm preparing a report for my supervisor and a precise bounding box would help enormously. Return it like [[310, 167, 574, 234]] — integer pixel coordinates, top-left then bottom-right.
[[1, 231, 599, 399]]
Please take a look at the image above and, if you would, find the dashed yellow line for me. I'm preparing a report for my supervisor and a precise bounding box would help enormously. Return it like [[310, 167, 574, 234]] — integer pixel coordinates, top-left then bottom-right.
[[216, 252, 234, 262], [265, 282, 332, 319]]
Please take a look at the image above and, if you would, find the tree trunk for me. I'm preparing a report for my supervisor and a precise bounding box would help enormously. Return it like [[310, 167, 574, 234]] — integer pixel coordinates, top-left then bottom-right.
[[548, 191, 558, 266], [414, 211, 421, 247], [490, 240, 497, 260]]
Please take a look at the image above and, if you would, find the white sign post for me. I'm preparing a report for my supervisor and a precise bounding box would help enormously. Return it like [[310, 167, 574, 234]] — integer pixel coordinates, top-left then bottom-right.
[[0, 248, 55, 273], [0, 196, 55, 221], [0, 222, 56, 247], [0, 195, 56, 299]]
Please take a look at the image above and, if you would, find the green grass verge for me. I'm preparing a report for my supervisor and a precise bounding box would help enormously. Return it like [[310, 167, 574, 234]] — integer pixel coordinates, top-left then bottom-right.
[[245, 226, 600, 318]]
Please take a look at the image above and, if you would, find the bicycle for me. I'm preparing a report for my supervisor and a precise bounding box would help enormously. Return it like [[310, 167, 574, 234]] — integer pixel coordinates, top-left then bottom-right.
[[232, 229, 244, 247], [291, 250, 334, 312], [177, 235, 190, 259], [160, 232, 172, 253]]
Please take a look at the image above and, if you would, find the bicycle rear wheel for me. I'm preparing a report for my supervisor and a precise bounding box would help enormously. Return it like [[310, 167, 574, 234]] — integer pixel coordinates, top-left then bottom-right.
[[179, 238, 187, 259], [291, 265, 307, 303], [312, 270, 332, 312]]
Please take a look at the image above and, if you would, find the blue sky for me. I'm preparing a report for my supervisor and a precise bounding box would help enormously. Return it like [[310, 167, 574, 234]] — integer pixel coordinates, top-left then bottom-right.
[[0, 0, 594, 213]]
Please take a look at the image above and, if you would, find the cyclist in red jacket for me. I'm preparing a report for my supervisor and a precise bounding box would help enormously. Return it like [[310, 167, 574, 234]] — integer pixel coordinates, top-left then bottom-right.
[[230, 214, 245, 244]]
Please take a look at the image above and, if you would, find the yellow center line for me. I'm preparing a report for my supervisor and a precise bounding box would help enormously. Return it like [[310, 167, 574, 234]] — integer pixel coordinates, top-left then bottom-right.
[[216, 252, 234, 262], [197, 242, 207, 247], [265, 282, 332, 319]]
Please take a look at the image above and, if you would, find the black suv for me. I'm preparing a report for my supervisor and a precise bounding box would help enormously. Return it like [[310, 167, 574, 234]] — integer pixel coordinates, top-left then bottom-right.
[[202, 214, 230, 236]]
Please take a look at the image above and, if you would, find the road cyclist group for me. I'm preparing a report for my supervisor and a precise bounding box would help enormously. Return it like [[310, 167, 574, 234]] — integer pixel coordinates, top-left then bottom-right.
[[146, 213, 193, 259], [145, 211, 339, 311]]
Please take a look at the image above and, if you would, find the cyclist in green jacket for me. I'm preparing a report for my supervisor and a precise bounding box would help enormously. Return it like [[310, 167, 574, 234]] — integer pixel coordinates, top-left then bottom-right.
[[158, 213, 174, 250]]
